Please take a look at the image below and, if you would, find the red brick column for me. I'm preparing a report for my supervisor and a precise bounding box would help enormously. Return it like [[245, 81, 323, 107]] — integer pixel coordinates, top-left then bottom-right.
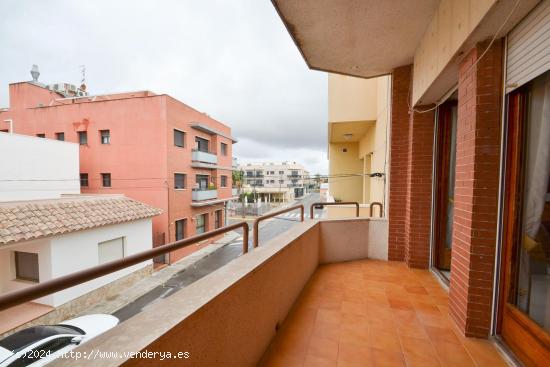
[[449, 39, 503, 337], [404, 108, 435, 268], [388, 65, 412, 261]]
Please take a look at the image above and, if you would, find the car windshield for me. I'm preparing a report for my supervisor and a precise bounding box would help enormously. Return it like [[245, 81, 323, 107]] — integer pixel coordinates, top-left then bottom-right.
[[0, 325, 83, 352]]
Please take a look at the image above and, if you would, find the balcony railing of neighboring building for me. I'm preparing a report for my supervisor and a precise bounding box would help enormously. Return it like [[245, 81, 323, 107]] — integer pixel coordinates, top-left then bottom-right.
[[191, 149, 218, 165], [192, 188, 218, 201], [287, 183, 301, 188]]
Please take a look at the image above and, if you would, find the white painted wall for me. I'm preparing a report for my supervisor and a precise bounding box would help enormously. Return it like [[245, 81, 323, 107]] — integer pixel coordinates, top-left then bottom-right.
[[0, 218, 153, 307], [0, 133, 80, 201]]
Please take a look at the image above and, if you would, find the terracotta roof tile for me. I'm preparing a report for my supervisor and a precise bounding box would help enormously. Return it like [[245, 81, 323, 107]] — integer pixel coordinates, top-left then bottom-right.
[[0, 195, 162, 245]]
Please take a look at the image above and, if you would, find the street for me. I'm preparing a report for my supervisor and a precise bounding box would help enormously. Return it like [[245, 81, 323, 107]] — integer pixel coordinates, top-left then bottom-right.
[[113, 192, 323, 322]]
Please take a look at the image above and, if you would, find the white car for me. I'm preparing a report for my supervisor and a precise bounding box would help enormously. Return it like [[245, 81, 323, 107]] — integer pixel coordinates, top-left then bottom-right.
[[0, 314, 118, 367]]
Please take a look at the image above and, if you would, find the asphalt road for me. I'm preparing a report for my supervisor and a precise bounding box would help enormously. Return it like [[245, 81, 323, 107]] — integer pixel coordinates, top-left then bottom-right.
[[113, 193, 322, 322]]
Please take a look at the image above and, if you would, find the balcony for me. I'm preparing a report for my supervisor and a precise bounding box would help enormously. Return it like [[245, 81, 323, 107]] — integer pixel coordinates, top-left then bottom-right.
[[39, 217, 506, 367], [288, 174, 302, 179], [191, 149, 218, 168], [192, 189, 217, 201]]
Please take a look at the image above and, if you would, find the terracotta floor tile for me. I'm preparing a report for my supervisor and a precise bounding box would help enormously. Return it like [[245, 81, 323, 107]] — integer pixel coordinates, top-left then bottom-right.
[[370, 348, 406, 367], [369, 329, 401, 353], [261, 260, 507, 367], [399, 336, 437, 358], [404, 285, 429, 295], [424, 325, 461, 345], [388, 298, 414, 311], [403, 353, 441, 367], [312, 321, 341, 342], [317, 309, 343, 325], [304, 354, 337, 367], [340, 323, 370, 346], [307, 335, 339, 361], [461, 337, 510, 367], [432, 341, 476, 367], [342, 300, 368, 317], [396, 322, 429, 340], [263, 353, 304, 367]]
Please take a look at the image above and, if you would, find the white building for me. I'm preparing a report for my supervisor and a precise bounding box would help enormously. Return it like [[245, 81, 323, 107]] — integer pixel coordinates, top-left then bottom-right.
[[0, 133, 80, 201], [0, 132, 162, 311], [0, 195, 161, 307], [237, 162, 309, 202]]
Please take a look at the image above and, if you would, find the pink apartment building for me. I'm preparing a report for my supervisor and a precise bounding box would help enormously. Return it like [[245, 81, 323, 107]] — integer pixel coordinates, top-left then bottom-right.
[[0, 80, 237, 264]]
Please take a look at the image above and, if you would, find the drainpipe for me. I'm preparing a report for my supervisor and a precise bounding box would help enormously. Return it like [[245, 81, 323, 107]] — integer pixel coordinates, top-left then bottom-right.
[[3, 119, 13, 133]]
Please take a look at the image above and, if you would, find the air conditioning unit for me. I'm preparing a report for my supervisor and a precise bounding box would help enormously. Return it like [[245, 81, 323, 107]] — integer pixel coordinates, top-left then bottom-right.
[[69, 84, 76, 92]]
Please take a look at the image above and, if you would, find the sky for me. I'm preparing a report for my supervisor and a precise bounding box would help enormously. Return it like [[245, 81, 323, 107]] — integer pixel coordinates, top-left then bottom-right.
[[0, 0, 328, 174]]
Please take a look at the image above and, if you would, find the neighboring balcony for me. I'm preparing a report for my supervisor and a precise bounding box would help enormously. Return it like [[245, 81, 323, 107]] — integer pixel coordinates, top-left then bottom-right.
[[191, 149, 218, 168], [192, 189, 218, 201]]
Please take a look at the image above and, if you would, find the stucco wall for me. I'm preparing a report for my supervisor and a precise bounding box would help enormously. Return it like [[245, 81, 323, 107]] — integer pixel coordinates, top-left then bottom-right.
[[328, 74, 378, 122], [328, 142, 363, 203], [0, 218, 153, 307], [0, 133, 80, 201], [0, 239, 54, 305]]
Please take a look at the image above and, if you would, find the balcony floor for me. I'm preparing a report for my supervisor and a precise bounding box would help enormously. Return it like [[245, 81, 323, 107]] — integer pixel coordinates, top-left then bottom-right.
[[261, 260, 508, 367]]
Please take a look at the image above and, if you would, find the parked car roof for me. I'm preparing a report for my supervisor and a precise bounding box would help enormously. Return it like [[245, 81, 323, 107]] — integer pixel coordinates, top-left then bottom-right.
[[0, 325, 83, 353]]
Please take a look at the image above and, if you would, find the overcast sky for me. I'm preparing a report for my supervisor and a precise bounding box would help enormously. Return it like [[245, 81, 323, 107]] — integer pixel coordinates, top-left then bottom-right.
[[0, 0, 328, 174]]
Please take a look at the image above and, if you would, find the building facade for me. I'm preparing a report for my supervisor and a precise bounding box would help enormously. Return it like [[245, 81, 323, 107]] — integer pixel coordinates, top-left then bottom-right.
[[0, 195, 160, 308], [328, 73, 390, 210], [274, 0, 550, 365], [0, 79, 237, 264], [237, 162, 309, 202], [0, 133, 80, 201]]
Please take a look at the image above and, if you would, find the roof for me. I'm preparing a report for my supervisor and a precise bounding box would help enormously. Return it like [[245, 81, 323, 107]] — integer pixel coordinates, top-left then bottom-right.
[[0, 195, 162, 245]]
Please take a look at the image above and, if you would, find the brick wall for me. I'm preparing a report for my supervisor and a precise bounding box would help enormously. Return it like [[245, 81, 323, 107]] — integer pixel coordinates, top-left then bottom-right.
[[388, 65, 412, 261], [449, 39, 503, 337], [389, 65, 434, 268], [404, 108, 435, 268]]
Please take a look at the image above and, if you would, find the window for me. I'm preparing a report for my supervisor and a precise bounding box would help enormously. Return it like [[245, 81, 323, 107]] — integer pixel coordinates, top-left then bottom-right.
[[98, 238, 124, 264], [220, 142, 228, 156], [101, 173, 111, 187], [195, 137, 209, 152], [196, 174, 209, 190], [100, 130, 110, 144], [221, 175, 227, 187], [175, 219, 186, 241], [174, 129, 185, 147], [215, 210, 223, 229], [246, 171, 253, 177], [36, 133, 45, 138], [14, 251, 39, 282], [196, 213, 207, 234], [55, 132, 64, 141], [78, 131, 87, 145], [80, 173, 89, 187], [174, 173, 186, 189], [279, 180, 284, 184], [279, 171, 284, 175]]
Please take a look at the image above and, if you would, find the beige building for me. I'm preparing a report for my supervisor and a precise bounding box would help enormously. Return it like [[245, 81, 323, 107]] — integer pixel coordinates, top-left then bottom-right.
[[328, 73, 390, 215], [237, 161, 309, 202]]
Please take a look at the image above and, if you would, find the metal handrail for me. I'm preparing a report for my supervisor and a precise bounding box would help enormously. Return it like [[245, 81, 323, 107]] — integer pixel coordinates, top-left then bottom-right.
[[0, 222, 249, 312], [370, 202, 383, 217], [253, 204, 304, 248], [310, 202, 359, 219]]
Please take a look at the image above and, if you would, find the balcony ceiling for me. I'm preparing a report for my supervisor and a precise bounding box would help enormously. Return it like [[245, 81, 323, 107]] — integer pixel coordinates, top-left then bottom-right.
[[329, 120, 375, 143], [272, 0, 439, 78]]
